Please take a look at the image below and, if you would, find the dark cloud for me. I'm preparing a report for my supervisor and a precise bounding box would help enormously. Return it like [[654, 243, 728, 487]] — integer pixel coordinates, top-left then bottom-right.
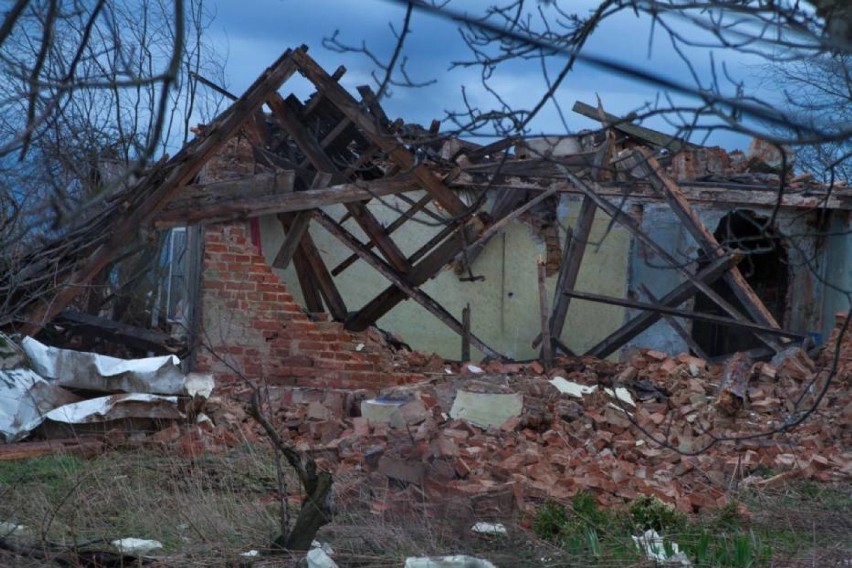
[[204, 0, 757, 150]]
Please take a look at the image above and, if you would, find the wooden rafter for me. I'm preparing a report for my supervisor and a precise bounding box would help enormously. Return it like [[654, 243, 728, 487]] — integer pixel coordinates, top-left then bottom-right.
[[557, 169, 783, 352], [586, 254, 743, 358], [346, 217, 485, 332], [625, 148, 783, 331], [290, 50, 470, 218], [314, 210, 501, 358]]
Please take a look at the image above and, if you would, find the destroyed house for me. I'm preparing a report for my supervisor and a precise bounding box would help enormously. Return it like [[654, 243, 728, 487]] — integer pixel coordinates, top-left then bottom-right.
[[2, 46, 850, 391]]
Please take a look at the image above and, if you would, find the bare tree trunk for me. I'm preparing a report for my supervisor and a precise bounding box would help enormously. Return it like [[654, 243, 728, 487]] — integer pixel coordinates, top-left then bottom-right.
[[247, 390, 333, 551]]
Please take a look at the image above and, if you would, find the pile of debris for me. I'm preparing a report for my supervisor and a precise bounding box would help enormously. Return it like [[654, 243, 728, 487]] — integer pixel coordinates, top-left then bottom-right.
[[182, 316, 849, 518], [1, 316, 849, 527]]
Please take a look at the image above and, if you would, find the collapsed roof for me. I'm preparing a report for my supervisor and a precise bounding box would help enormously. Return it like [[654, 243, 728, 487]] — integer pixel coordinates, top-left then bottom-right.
[[1, 45, 848, 362]]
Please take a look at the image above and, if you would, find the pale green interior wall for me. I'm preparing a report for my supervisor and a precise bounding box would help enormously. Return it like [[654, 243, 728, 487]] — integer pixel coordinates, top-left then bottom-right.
[[259, 192, 629, 360]]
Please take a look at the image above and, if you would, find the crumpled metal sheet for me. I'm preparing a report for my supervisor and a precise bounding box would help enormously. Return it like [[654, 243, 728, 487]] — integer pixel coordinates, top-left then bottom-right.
[[22, 337, 212, 397], [43, 393, 183, 424], [0, 369, 81, 443], [2, 339, 213, 443]]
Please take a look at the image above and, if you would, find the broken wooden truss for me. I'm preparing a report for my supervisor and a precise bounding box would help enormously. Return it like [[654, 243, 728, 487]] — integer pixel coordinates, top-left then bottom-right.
[[3, 45, 847, 362]]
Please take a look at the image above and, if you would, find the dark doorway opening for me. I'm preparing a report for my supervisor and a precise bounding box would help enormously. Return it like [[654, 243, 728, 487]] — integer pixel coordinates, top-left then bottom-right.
[[692, 210, 789, 357]]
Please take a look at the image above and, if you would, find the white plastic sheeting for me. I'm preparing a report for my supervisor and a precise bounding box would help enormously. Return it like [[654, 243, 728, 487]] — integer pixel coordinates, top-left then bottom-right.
[[632, 529, 692, 566], [110, 538, 163, 555]]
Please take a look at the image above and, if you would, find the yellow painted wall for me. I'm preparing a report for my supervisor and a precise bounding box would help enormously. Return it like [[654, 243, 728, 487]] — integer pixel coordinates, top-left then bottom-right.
[[259, 192, 629, 360]]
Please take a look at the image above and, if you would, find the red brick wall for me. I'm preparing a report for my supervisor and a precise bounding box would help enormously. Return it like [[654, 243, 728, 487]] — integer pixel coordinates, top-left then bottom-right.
[[194, 222, 423, 390]]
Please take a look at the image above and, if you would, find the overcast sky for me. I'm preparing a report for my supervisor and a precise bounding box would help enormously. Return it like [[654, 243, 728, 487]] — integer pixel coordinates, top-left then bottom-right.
[[203, 1, 763, 151]]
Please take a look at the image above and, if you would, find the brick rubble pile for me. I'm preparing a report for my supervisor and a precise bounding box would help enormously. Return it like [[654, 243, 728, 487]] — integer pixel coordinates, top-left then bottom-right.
[[182, 314, 852, 517]]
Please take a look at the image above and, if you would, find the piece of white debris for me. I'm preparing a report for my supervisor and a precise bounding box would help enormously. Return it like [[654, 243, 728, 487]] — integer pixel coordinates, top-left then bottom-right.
[[240, 550, 260, 557], [604, 386, 636, 407], [311, 540, 335, 555], [632, 529, 691, 566], [0, 521, 27, 536], [111, 538, 163, 555], [549, 376, 597, 398], [355, 343, 365, 352], [466, 364, 484, 374], [306, 547, 338, 568], [471, 522, 508, 536], [404, 555, 498, 568]]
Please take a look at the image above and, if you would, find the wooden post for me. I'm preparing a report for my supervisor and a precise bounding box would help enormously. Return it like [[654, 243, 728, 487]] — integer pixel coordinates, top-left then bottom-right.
[[462, 303, 471, 361], [532, 194, 597, 349], [537, 257, 553, 372]]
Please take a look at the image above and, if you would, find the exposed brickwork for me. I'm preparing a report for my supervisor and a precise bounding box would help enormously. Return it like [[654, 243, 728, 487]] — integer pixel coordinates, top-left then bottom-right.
[[194, 222, 424, 390]]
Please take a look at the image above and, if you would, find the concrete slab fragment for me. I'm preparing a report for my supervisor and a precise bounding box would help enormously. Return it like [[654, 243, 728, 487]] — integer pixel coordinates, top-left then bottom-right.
[[360, 399, 405, 428], [449, 391, 523, 429]]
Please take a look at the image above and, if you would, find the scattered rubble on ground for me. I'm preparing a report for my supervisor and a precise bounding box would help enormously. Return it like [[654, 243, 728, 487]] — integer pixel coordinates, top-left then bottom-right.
[[2, 315, 850, 522], [86, 317, 852, 524]]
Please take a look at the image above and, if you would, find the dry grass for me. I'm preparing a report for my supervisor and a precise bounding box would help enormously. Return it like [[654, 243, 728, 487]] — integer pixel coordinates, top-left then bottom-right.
[[0, 445, 849, 567]]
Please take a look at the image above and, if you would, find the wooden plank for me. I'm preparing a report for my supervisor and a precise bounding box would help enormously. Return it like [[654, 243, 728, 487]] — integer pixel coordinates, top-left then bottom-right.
[[585, 254, 742, 358], [290, 50, 470, 217], [332, 192, 434, 276], [356, 85, 391, 127], [460, 186, 525, 270], [462, 303, 471, 361], [272, 172, 331, 269], [346, 217, 485, 331], [290, 239, 324, 313], [460, 154, 598, 177], [154, 172, 421, 228], [410, 222, 463, 268], [537, 258, 553, 371], [572, 100, 696, 153], [54, 310, 185, 355], [314, 210, 501, 358], [0, 437, 104, 461], [462, 186, 560, 257], [280, 214, 347, 320], [533, 195, 597, 349], [19, 47, 305, 335], [638, 284, 709, 361], [626, 148, 781, 330], [273, 210, 311, 269], [462, 136, 517, 162], [569, 288, 805, 342], [454, 178, 852, 210], [553, 168, 782, 352]]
